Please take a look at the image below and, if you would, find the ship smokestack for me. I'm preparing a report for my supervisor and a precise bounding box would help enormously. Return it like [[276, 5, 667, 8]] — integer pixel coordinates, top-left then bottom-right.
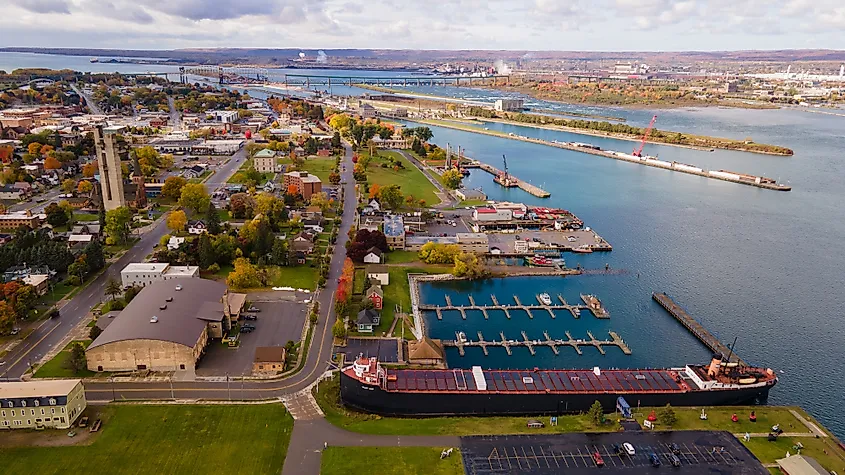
[[707, 354, 724, 377]]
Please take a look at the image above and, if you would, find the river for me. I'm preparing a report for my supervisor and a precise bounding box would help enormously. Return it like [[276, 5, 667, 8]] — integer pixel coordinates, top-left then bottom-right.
[[3, 51, 845, 437]]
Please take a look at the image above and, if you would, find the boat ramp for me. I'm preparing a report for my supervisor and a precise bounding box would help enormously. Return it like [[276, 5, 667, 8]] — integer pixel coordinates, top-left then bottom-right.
[[443, 330, 631, 357], [418, 293, 611, 320]]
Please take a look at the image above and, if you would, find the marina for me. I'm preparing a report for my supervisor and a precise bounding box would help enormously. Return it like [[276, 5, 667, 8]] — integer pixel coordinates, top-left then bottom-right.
[[419, 292, 612, 321], [442, 330, 632, 357]]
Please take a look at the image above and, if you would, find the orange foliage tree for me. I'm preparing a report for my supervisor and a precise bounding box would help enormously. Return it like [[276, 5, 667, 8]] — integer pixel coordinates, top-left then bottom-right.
[[334, 258, 355, 317], [44, 155, 61, 170]]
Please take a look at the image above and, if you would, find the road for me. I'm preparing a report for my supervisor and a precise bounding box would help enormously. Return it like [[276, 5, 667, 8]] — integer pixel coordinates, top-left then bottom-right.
[[71, 84, 103, 115], [0, 145, 249, 380], [78, 143, 355, 400], [166, 96, 181, 131], [8, 188, 64, 214]]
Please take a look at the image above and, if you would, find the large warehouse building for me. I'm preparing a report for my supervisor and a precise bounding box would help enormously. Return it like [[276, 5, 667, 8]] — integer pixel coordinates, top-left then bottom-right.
[[86, 279, 245, 372]]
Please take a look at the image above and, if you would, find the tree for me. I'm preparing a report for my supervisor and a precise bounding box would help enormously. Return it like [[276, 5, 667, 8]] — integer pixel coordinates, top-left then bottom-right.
[[205, 202, 222, 235], [161, 176, 187, 200], [104, 206, 132, 245], [104, 277, 122, 301], [77, 180, 94, 194], [27, 142, 41, 156], [89, 325, 103, 340], [453, 252, 489, 280], [68, 342, 87, 374], [347, 229, 389, 262], [229, 193, 256, 219], [178, 183, 210, 214], [328, 113, 353, 131], [227, 257, 263, 289], [82, 161, 98, 178], [197, 232, 215, 269], [45, 202, 69, 227], [442, 168, 464, 190], [328, 171, 341, 185], [332, 318, 347, 339], [167, 209, 187, 233], [309, 192, 331, 212], [331, 131, 341, 148], [658, 404, 677, 426], [0, 301, 14, 335], [270, 238, 289, 266], [44, 155, 62, 170], [60, 179, 76, 195], [587, 400, 604, 426], [83, 240, 105, 273], [418, 242, 460, 264], [377, 184, 404, 210]]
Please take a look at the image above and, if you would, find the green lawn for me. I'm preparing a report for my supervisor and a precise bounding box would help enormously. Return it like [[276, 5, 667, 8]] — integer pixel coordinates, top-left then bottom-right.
[[353, 268, 367, 294], [37, 281, 77, 307], [228, 158, 271, 185], [385, 250, 419, 264], [0, 404, 294, 475], [265, 265, 319, 290], [368, 266, 450, 337], [322, 447, 463, 475], [314, 375, 610, 435], [73, 213, 99, 222], [299, 156, 337, 182], [363, 151, 440, 206], [743, 436, 845, 473], [654, 406, 809, 433], [33, 340, 94, 378]]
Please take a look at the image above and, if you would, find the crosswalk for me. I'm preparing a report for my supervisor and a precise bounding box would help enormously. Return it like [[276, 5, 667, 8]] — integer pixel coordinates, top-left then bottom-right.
[[281, 389, 323, 420]]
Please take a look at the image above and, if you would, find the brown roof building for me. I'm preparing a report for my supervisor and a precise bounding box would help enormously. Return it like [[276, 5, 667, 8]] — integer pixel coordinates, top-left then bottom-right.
[[253, 347, 286, 374], [407, 337, 445, 366], [283, 171, 322, 200]]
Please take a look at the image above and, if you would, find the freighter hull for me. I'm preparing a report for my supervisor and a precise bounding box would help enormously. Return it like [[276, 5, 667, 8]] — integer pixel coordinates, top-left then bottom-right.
[[340, 371, 775, 416]]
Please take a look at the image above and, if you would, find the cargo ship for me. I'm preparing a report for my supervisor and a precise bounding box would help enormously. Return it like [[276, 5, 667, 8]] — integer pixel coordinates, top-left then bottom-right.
[[340, 355, 777, 416]]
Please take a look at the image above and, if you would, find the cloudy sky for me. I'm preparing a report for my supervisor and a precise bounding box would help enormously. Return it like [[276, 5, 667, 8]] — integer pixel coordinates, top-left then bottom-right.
[[1, 0, 844, 51]]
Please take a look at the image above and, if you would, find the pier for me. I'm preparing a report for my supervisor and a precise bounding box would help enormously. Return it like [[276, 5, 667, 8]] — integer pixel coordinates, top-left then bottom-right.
[[444, 330, 632, 356], [465, 161, 551, 198], [420, 293, 611, 320], [652, 292, 746, 365]]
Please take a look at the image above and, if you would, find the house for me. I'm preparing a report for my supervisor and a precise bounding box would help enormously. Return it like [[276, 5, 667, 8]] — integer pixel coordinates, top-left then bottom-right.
[[253, 346, 286, 374], [3, 265, 54, 283], [22, 274, 50, 296], [3, 126, 29, 140], [253, 148, 277, 174], [86, 279, 246, 372], [70, 224, 102, 239], [12, 182, 33, 198], [363, 247, 383, 264], [356, 308, 381, 333], [291, 240, 314, 255], [167, 236, 186, 251], [67, 234, 93, 250], [365, 284, 384, 310], [0, 185, 23, 200], [188, 220, 207, 235], [407, 337, 445, 366], [367, 199, 381, 212], [366, 265, 389, 286], [292, 231, 316, 243], [0, 380, 87, 430], [120, 262, 200, 288], [303, 206, 323, 220], [775, 455, 828, 475], [303, 219, 323, 233], [182, 164, 206, 179]]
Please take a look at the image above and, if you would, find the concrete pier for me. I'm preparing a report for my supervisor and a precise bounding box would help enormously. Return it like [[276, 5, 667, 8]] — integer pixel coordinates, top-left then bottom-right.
[[443, 330, 632, 356], [474, 161, 551, 197], [652, 292, 745, 365]]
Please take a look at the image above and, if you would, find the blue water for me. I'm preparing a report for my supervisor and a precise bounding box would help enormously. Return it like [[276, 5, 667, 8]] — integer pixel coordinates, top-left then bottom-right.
[[4, 51, 844, 437]]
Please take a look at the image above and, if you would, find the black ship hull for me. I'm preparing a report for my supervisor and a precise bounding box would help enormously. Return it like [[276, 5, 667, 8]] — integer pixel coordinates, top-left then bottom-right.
[[341, 371, 775, 416]]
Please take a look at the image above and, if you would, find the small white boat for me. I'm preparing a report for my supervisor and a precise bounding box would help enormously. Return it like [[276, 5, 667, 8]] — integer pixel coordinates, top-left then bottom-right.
[[539, 293, 552, 305]]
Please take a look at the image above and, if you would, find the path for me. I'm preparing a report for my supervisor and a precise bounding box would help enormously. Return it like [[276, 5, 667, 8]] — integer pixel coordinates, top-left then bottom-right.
[[396, 150, 457, 208], [71, 84, 102, 115], [789, 409, 827, 438]]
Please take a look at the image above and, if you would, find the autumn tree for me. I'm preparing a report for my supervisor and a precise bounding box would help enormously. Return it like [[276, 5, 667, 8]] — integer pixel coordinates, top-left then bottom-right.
[[178, 183, 210, 214], [82, 161, 98, 178], [0, 301, 15, 335], [418, 242, 461, 264], [161, 176, 187, 200], [227, 257, 263, 289], [167, 209, 187, 233], [328, 171, 341, 185], [453, 251, 489, 280], [44, 155, 62, 170], [347, 230, 389, 262], [441, 168, 464, 190], [77, 180, 94, 194], [104, 206, 132, 245], [229, 193, 256, 219], [309, 192, 331, 212], [27, 142, 41, 156], [377, 184, 404, 210]]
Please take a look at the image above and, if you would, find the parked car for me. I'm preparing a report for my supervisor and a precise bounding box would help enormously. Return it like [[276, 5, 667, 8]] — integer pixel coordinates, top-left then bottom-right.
[[243, 314, 257, 321], [78, 416, 89, 428], [592, 452, 604, 466], [622, 442, 636, 456], [670, 443, 680, 455], [247, 306, 260, 312], [649, 453, 661, 467], [240, 324, 256, 333], [669, 454, 681, 467]]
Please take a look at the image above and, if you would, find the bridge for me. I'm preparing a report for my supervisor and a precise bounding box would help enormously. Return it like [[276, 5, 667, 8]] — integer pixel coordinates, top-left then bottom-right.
[[178, 66, 269, 85], [279, 73, 510, 88]]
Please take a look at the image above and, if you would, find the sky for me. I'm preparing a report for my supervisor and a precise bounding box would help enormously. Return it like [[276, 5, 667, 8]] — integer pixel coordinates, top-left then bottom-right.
[[1, 0, 844, 51]]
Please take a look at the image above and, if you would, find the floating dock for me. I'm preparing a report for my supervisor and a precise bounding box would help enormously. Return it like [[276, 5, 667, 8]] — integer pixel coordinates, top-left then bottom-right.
[[580, 293, 610, 319], [652, 292, 746, 365], [444, 330, 632, 356], [419, 293, 610, 320]]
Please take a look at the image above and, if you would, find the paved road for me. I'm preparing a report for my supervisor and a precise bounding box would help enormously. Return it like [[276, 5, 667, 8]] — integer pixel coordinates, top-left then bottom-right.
[[166, 96, 181, 132], [71, 84, 103, 115], [397, 149, 457, 207], [0, 144, 248, 380], [80, 143, 355, 400], [8, 188, 64, 214]]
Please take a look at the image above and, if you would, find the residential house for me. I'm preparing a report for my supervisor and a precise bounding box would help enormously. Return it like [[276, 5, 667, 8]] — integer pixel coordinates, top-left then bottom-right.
[[253, 346, 286, 374], [167, 236, 186, 251], [366, 265, 389, 286], [0, 185, 24, 200], [67, 234, 93, 251], [3, 265, 54, 283], [303, 219, 323, 233], [12, 182, 33, 198], [0, 380, 87, 430], [3, 126, 29, 140], [303, 206, 323, 220], [356, 308, 381, 333], [22, 274, 50, 296], [365, 284, 384, 310], [363, 247, 383, 264], [182, 165, 206, 179], [188, 220, 207, 235], [70, 224, 102, 240], [367, 199, 381, 212]]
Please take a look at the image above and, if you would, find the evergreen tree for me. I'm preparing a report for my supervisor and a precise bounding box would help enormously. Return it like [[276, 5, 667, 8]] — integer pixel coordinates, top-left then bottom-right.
[[83, 240, 105, 273], [205, 202, 222, 235], [68, 342, 87, 374], [587, 400, 605, 426], [197, 233, 215, 269]]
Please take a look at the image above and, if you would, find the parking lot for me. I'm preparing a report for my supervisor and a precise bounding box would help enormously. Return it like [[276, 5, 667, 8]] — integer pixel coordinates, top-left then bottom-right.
[[487, 229, 605, 254], [196, 297, 309, 377], [460, 431, 768, 474], [335, 337, 401, 364]]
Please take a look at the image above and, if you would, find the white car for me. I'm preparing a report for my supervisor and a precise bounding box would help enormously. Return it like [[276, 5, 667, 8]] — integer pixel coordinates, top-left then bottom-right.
[[622, 442, 636, 456]]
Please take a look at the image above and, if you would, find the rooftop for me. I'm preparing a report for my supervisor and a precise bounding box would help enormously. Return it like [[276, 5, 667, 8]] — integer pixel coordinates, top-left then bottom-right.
[[122, 263, 169, 274], [254, 346, 286, 363], [366, 264, 388, 274], [0, 380, 81, 399], [253, 149, 276, 158], [88, 279, 229, 350]]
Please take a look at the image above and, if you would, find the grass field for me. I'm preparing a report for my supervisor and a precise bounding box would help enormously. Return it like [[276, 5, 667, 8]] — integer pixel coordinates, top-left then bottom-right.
[[314, 374, 609, 435], [34, 340, 94, 379], [365, 266, 450, 337], [0, 404, 294, 475], [228, 158, 271, 185], [363, 151, 440, 206], [299, 156, 337, 182], [322, 447, 463, 475], [265, 265, 318, 290], [353, 268, 367, 294], [385, 250, 419, 263], [74, 213, 99, 222], [743, 436, 845, 473]]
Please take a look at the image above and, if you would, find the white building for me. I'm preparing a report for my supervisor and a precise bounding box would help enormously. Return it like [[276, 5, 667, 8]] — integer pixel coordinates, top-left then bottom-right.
[[120, 263, 200, 288], [210, 110, 240, 124], [0, 380, 87, 430], [494, 99, 524, 112]]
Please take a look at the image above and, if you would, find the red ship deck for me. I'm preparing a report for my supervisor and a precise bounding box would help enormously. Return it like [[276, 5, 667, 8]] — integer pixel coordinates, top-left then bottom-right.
[[383, 368, 690, 394]]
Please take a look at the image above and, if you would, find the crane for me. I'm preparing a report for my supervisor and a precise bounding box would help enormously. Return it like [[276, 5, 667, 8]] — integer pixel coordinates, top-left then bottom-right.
[[632, 115, 657, 157], [501, 154, 509, 181]]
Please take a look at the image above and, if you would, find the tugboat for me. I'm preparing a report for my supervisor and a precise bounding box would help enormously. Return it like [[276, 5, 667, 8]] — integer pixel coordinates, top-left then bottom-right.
[[525, 255, 554, 267], [538, 293, 552, 306]]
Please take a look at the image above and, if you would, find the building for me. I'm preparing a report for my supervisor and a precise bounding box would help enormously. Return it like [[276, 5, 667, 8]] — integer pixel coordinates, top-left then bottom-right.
[[456, 233, 489, 253], [283, 171, 322, 200], [359, 104, 377, 118], [0, 210, 44, 230], [253, 148, 277, 173], [363, 247, 383, 264], [0, 380, 87, 430], [253, 347, 286, 374], [120, 263, 200, 288], [365, 284, 384, 310], [494, 99, 524, 112], [775, 455, 828, 475], [473, 207, 513, 222], [0, 185, 24, 200], [455, 188, 487, 201], [192, 139, 244, 155], [383, 215, 405, 250], [210, 110, 239, 124], [366, 265, 389, 286], [149, 136, 200, 154], [407, 337, 445, 366], [94, 125, 127, 211], [167, 236, 185, 250], [22, 274, 50, 296], [187, 220, 207, 235], [86, 279, 244, 372], [356, 308, 381, 333]]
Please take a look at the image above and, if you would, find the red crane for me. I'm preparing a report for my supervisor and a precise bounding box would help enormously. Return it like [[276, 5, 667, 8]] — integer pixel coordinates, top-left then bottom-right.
[[632, 115, 657, 157]]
